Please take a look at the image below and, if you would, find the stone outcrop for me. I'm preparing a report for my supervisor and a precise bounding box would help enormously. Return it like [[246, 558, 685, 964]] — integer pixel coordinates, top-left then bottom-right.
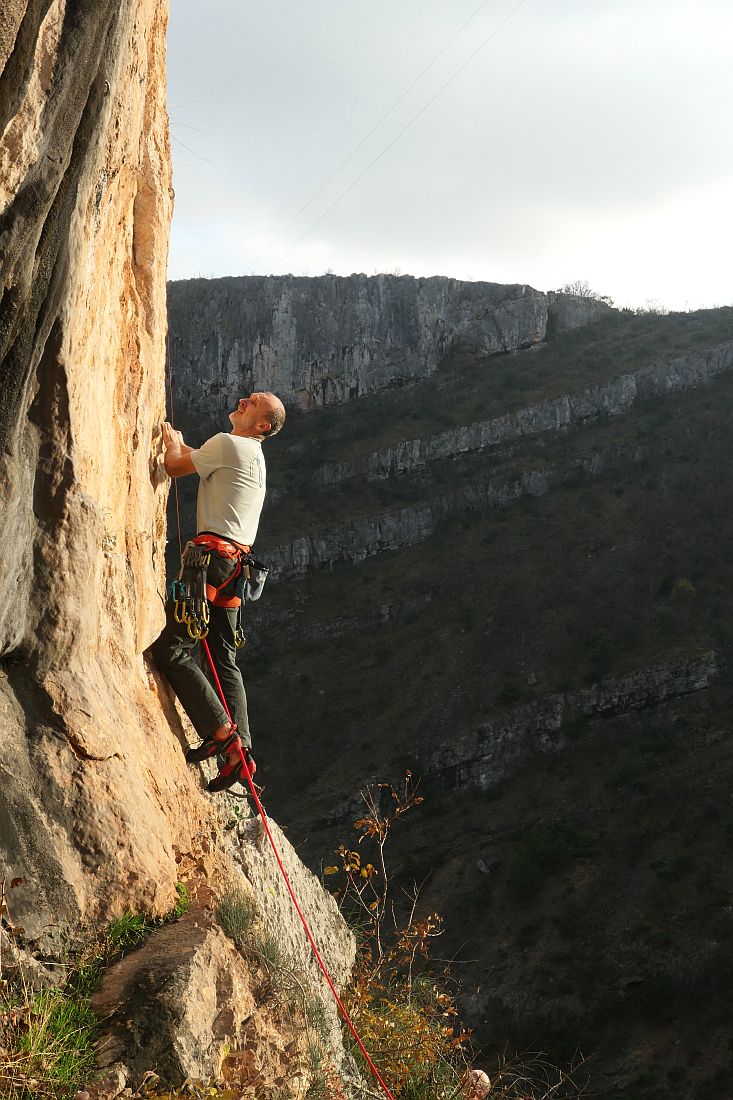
[[546, 289, 614, 333], [264, 442, 646, 579], [166, 275, 611, 419], [312, 341, 733, 487], [92, 818, 356, 1091]]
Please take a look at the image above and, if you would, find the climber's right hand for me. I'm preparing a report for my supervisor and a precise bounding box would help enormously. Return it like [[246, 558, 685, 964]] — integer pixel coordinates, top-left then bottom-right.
[[161, 421, 184, 450]]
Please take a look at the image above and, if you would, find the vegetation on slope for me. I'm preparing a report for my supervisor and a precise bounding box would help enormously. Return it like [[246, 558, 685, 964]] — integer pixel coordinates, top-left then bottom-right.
[[240, 307, 733, 1100], [263, 306, 733, 483], [0, 890, 190, 1099]]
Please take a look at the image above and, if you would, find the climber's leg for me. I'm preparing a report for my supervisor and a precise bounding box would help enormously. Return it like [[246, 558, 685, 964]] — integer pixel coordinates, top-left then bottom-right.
[[205, 601, 251, 754], [151, 602, 230, 740]]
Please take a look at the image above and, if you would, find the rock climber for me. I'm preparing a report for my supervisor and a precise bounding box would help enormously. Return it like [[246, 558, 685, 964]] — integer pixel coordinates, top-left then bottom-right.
[[153, 391, 286, 792]]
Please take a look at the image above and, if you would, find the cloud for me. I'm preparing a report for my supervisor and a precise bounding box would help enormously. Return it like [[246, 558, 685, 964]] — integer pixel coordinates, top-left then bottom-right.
[[167, 0, 733, 308]]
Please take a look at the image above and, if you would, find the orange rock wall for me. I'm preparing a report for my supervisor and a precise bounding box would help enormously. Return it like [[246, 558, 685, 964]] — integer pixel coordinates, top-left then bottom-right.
[[0, 0, 222, 951]]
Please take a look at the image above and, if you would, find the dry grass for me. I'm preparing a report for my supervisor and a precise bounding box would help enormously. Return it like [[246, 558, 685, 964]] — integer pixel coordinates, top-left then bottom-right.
[[0, 975, 96, 1099]]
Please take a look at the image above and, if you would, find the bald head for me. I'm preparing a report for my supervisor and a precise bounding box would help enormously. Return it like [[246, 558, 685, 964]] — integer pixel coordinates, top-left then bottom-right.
[[260, 392, 286, 437], [229, 392, 286, 440]]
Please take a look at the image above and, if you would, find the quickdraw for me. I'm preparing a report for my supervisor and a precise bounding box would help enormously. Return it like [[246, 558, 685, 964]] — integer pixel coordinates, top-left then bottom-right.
[[172, 543, 212, 640]]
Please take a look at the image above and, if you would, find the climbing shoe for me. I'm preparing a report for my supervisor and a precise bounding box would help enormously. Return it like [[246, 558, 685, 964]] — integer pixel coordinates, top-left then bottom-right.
[[207, 747, 256, 793], [186, 727, 240, 763]]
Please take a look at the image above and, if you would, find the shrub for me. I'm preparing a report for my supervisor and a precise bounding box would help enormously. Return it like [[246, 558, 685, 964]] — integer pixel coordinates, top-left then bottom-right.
[[324, 775, 472, 1096], [217, 890, 257, 950]]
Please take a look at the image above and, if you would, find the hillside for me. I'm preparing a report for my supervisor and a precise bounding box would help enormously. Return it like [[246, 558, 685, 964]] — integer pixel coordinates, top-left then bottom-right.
[[225, 304, 733, 1100]]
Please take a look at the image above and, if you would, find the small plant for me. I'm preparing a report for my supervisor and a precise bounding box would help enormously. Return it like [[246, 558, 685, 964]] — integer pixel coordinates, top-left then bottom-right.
[[171, 882, 191, 918], [217, 889, 257, 950], [304, 996, 330, 1044], [225, 800, 251, 829], [217, 889, 297, 1006], [305, 1056, 348, 1100], [252, 932, 285, 971], [106, 910, 151, 956]]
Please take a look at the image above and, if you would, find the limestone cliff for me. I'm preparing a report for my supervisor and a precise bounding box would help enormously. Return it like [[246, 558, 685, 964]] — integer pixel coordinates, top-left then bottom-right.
[[166, 273, 612, 421], [312, 341, 733, 488], [0, 6, 356, 1094], [428, 650, 721, 792], [265, 441, 647, 579], [1, 0, 179, 952]]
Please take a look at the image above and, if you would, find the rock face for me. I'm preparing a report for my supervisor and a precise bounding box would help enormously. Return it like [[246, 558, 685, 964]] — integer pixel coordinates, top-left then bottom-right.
[[166, 274, 606, 420], [93, 819, 356, 1091], [0, 0, 188, 952], [429, 651, 721, 791], [265, 442, 646, 579], [546, 289, 614, 333]]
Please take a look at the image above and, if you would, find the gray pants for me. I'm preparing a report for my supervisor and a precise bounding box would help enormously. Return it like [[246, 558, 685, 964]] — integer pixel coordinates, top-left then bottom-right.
[[152, 551, 251, 747]]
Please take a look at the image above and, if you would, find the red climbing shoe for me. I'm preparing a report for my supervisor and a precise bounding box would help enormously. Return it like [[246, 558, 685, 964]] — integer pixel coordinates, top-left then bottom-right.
[[186, 728, 240, 763], [207, 747, 256, 793]]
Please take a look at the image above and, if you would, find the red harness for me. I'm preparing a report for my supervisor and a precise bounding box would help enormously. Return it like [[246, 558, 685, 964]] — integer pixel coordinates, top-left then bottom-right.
[[192, 533, 250, 609]]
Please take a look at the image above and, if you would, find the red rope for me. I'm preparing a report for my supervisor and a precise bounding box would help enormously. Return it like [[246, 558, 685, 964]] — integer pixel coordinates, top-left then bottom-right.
[[200, 636, 396, 1100], [165, 327, 394, 1100]]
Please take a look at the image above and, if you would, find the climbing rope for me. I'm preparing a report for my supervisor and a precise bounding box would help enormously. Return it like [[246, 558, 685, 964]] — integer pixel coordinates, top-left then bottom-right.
[[200, 636, 396, 1100], [166, 331, 184, 554], [164, 333, 396, 1100]]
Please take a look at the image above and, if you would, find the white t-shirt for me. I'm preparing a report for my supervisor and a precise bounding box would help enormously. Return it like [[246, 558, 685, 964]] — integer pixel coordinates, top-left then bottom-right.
[[190, 433, 266, 547]]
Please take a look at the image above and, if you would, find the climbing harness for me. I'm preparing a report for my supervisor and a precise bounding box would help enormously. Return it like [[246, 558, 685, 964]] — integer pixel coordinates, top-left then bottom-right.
[[165, 335, 396, 1100], [170, 533, 268, 646]]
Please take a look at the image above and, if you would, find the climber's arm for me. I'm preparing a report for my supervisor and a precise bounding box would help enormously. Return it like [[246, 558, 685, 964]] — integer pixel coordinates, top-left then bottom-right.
[[161, 421, 197, 478]]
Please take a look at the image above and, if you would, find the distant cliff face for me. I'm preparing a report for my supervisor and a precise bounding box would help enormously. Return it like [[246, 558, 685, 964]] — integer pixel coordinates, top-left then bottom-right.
[[167, 274, 612, 431], [311, 341, 733, 489]]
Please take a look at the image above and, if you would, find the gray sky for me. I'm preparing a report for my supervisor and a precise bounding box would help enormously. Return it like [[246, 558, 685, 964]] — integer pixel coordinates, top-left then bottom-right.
[[167, 0, 733, 311]]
